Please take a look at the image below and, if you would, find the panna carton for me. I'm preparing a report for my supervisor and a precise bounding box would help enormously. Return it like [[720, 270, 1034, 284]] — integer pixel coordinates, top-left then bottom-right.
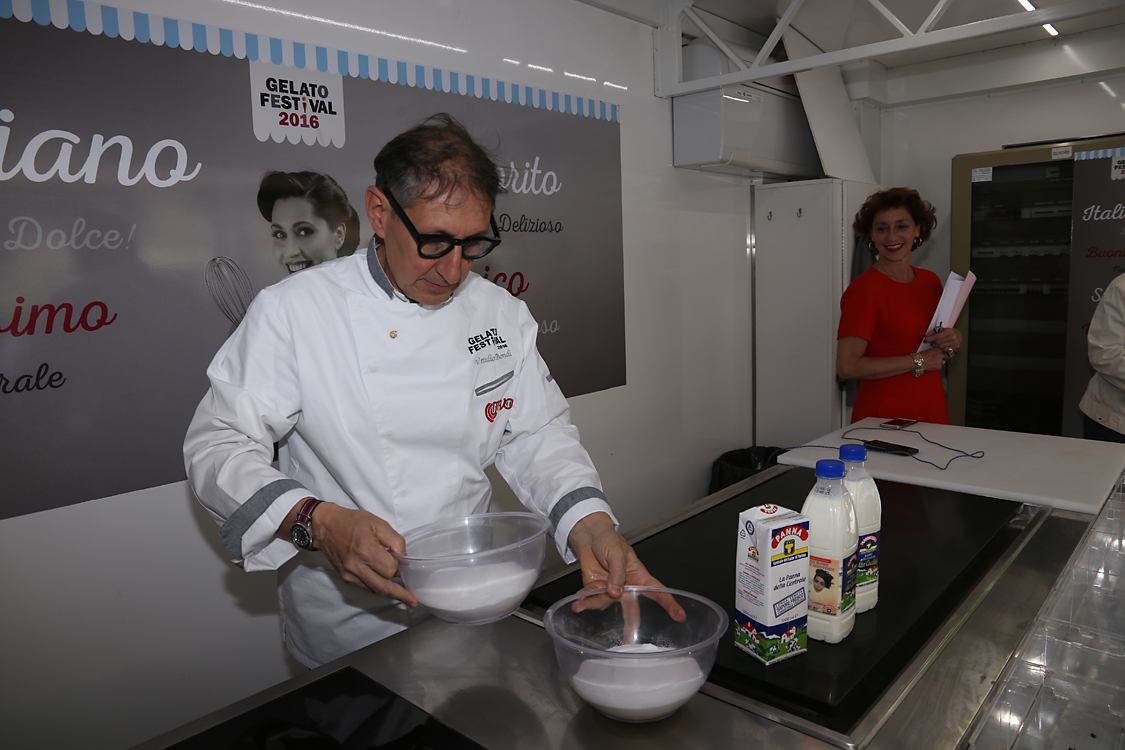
[[734, 504, 809, 664]]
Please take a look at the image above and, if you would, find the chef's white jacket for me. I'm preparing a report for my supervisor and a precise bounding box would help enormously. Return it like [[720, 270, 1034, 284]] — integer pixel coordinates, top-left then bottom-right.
[[185, 241, 615, 667], [1081, 271, 1125, 436]]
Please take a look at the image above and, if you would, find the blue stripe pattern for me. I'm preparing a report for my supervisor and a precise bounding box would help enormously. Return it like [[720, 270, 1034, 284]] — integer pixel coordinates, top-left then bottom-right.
[[163, 17, 178, 48], [133, 11, 148, 42], [101, 6, 118, 37], [1076, 148, 1125, 160], [31, 0, 50, 25], [192, 22, 206, 52], [66, 0, 85, 31], [9, 0, 622, 123]]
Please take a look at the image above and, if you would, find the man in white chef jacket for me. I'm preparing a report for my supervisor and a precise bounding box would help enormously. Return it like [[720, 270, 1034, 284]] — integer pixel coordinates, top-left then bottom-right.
[[185, 114, 667, 669]]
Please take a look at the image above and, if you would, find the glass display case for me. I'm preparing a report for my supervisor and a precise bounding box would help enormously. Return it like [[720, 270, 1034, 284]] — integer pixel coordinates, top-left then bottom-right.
[[948, 134, 1125, 435]]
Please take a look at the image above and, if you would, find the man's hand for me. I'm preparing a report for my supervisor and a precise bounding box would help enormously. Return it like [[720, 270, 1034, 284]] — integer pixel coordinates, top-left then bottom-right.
[[279, 499, 418, 607], [567, 512, 685, 621]]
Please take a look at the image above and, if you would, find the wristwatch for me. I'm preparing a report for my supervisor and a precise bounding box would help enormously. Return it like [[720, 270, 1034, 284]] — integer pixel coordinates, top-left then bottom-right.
[[290, 497, 323, 551], [912, 353, 925, 378]]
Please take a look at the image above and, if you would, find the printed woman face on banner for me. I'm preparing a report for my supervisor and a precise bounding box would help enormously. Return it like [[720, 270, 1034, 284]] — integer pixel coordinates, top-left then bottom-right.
[[270, 197, 343, 271], [257, 171, 361, 274]]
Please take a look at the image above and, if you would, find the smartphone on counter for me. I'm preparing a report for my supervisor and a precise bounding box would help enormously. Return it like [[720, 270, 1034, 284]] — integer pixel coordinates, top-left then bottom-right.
[[879, 418, 918, 429], [863, 439, 919, 456]]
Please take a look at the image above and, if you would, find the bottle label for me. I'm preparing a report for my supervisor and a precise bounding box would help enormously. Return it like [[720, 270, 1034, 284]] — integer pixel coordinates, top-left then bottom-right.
[[857, 531, 880, 590], [808, 554, 857, 616]]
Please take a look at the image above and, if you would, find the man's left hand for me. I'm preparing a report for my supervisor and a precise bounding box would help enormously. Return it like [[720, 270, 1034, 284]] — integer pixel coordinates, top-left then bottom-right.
[[567, 512, 685, 621]]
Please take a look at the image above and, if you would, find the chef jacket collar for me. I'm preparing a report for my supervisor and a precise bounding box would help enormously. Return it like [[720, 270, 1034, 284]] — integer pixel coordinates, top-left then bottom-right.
[[364, 236, 455, 310]]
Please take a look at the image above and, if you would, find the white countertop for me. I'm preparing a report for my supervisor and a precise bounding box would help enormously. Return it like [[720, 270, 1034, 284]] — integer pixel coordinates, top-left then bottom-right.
[[777, 418, 1125, 514]]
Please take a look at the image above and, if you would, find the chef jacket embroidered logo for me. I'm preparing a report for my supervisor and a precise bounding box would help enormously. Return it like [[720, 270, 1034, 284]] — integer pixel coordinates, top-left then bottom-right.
[[467, 327, 508, 354], [485, 398, 514, 422]]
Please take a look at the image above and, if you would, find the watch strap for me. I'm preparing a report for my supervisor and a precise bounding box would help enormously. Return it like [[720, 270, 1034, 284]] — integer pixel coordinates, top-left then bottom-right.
[[912, 352, 925, 377], [291, 497, 322, 551], [296, 497, 322, 525]]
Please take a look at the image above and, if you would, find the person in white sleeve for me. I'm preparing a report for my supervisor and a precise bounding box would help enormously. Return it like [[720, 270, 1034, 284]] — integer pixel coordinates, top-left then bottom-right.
[[184, 113, 674, 668], [1080, 271, 1125, 443]]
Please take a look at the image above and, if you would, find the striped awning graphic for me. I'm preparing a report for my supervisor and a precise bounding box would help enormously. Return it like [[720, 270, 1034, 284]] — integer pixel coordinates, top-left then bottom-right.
[[0, 0, 620, 121], [1076, 148, 1125, 160]]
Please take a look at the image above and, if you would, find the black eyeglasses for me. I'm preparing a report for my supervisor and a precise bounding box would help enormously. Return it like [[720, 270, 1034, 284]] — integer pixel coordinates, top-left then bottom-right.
[[383, 188, 502, 260]]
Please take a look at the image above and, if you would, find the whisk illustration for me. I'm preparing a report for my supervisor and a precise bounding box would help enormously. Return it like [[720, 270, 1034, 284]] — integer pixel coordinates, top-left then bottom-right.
[[205, 256, 255, 327]]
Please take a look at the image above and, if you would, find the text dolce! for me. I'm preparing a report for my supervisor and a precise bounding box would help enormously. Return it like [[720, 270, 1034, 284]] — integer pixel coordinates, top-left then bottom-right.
[[259, 78, 338, 114]]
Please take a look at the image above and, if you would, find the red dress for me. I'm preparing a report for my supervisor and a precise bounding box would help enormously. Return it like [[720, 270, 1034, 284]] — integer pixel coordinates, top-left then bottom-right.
[[838, 266, 949, 424]]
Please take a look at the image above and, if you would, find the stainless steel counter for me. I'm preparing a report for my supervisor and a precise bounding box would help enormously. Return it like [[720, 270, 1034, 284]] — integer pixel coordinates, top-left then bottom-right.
[[135, 466, 1106, 750]]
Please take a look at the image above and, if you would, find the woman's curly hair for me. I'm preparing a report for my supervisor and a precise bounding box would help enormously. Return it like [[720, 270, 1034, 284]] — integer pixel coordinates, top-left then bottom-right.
[[854, 187, 937, 258]]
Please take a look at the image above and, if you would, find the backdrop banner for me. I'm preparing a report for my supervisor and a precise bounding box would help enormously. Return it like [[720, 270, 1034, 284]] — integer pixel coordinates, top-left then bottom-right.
[[1061, 148, 1125, 437], [0, 12, 625, 519]]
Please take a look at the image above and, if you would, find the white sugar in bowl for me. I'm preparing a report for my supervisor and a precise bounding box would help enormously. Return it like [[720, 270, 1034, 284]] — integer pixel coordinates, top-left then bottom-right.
[[391, 512, 549, 625], [544, 586, 728, 722]]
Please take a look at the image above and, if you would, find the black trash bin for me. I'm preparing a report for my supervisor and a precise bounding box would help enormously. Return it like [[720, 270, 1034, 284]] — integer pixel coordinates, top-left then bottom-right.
[[708, 446, 785, 495]]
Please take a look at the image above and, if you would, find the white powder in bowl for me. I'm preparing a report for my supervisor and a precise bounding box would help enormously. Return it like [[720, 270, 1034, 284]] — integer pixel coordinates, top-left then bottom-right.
[[569, 643, 706, 722], [412, 561, 539, 624]]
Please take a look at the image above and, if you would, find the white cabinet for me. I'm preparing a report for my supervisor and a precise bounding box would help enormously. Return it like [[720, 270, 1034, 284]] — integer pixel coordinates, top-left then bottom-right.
[[752, 179, 880, 448]]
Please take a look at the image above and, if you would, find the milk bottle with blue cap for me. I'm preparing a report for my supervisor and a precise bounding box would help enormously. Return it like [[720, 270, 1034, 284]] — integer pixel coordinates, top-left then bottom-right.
[[801, 459, 858, 643], [841, 444, 881, 613]]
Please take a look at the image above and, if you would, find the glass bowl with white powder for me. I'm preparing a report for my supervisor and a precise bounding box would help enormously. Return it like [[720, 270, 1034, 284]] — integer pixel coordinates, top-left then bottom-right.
[[544, 586, 728, 722], [392, 512, 549, 625]]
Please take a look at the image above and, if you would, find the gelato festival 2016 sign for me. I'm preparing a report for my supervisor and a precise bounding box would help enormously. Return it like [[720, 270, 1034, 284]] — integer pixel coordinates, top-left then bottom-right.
[[0, 7, 624, 519], [1061, 148, 1125, 437]]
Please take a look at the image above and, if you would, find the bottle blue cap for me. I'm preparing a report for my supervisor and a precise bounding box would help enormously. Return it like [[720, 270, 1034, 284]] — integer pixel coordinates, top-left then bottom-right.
[[815, 459, 845, 479], [839, 444, 867, 462]]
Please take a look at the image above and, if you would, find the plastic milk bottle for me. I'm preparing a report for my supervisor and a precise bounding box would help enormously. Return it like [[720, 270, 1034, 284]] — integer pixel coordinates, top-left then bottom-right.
[[800, 459, 858, 643], [841, 444, 881, 613]]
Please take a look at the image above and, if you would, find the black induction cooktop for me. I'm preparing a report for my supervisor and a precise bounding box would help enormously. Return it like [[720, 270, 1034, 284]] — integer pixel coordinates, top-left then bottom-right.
[[170, 666, 486, 750], [524, 466, 1024, 735]]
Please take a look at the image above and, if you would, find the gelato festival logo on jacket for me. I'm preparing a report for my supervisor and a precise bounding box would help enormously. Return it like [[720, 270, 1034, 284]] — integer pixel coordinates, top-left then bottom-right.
[[770, 524, 809, 567], [485, 398, 514, 423], [467, 327, 508, 354]]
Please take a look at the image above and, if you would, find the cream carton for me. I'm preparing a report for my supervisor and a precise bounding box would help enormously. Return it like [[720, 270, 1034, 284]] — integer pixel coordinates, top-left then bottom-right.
[[734, 503, 809, 665]]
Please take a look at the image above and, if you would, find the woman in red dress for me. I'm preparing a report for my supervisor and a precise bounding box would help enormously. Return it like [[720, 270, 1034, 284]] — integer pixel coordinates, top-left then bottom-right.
[[837, 188, 963, 424]]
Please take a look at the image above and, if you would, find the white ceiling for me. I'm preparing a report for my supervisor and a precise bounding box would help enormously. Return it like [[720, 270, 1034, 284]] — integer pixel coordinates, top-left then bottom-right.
[[689, 0, 1125, 68]]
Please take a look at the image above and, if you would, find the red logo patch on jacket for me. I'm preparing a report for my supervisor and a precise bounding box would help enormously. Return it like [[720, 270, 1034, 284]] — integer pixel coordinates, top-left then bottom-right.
[[485, 398, 514, 422]]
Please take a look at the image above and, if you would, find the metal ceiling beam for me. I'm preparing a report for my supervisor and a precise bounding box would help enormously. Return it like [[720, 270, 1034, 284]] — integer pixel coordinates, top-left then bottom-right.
[[654, 0, 1125, 98], [920, 0, 955, 33]]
